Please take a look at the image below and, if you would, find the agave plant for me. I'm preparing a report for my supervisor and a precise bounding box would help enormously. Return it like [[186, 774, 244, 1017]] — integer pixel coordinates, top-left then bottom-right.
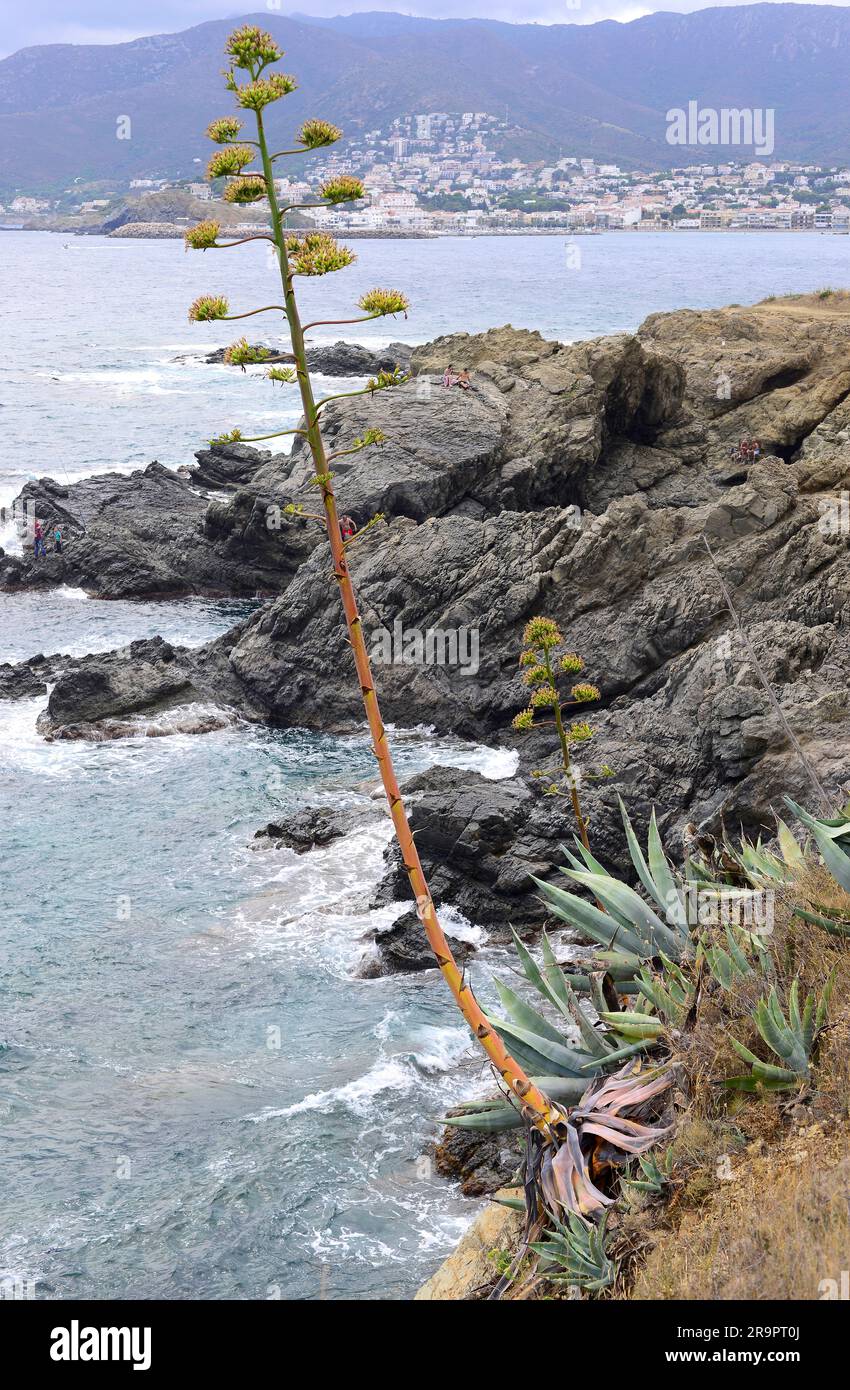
[[443, 928, 663, 1134], [726, 973, 835, 1092], [539, 1063, 673, 1217], [634, 952, 696, 1025], [530, 1209, 617, 1291], [182, 24, 572, 1135], [534, 797, 693, 971], [787, 798, 850, 895], [699, 922, 771, 989], [621, 1145, 675, 1200]]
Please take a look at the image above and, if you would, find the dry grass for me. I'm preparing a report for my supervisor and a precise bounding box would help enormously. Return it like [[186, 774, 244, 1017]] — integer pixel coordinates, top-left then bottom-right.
[[631, 1129, 850, 1300], [754, 288, 850, 316], [622, 874, 850, 1300]]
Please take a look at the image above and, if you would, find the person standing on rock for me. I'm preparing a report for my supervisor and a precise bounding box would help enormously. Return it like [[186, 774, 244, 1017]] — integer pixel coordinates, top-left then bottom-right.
[[340, 515, 357, 544], [33, 519, 46, 560], [53, 525, 63, 554]]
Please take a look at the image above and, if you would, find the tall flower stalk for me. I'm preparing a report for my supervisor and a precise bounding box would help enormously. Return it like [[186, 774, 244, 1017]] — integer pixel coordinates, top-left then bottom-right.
[[512, 617, 603, 849], [185, 26, 562, 1137]]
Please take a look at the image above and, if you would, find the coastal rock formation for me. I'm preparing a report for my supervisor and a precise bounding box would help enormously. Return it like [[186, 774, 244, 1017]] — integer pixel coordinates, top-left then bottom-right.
[[199, 339, 412, 376], [370, 764, 562, 936], [252, 806, 355, 852], [6, 297, 850, 923], [359, 908, 476, 977], [0, 458, 308, 599]]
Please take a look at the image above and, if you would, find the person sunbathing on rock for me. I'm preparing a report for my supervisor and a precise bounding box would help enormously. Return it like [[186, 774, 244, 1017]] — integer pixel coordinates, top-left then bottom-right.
[[442, 364, 457, 388], [456, 369, 472, 391]]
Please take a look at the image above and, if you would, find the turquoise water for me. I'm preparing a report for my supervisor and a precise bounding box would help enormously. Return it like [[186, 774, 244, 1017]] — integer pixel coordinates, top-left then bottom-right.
[[1, 594, 513, 1300], [2, 228, 848, 1299]]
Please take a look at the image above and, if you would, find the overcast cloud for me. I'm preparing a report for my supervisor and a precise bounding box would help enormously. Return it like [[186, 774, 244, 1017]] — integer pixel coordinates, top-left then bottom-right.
[[0, 0, 845, 59]]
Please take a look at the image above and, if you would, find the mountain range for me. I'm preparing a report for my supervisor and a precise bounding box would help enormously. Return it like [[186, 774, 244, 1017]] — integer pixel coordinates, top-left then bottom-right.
[[1, 5, 849, 196]]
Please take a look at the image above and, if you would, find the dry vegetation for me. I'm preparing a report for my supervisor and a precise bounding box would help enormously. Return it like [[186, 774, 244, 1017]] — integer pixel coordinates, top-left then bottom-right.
[[615, 886, 850, 1301]]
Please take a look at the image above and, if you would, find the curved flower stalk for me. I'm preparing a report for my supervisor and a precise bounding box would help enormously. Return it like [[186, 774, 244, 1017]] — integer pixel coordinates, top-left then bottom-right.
[[184, 25, 563, 1137]]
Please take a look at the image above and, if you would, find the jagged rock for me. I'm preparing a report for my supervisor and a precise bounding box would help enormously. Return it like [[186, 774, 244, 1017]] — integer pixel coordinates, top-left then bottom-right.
[[0, 653, 67, 700], [10, 300, 850, 901], [306, 339, 413, 377], [253, 806, 354, 852], [200, 338, 413, 377], [0, 460, 303, 598], [434, 1125, 522, 1199], [371, 765, 559, 935], [187, 441, 274, 491], [33, 629, 261, 739], [366, 909, 475, 976]]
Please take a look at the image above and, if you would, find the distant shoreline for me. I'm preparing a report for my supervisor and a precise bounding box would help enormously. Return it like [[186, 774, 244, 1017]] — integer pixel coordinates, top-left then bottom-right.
[[3, 222, 845, 240]]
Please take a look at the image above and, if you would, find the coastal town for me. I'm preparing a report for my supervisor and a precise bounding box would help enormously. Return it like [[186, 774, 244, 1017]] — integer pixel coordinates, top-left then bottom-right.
[[3, 108, 850, 236]]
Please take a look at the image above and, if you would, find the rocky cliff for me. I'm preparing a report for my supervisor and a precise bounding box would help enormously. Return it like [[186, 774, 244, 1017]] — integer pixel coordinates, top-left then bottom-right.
[[4, 295, 849, 935]]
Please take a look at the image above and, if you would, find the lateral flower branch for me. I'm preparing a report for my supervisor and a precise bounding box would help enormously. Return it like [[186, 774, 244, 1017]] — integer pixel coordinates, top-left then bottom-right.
[[185, 25, 564, 1139]]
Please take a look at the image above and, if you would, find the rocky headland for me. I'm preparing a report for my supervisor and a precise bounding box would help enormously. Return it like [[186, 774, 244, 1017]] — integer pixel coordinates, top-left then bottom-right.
[[3, 294, 849, 952]]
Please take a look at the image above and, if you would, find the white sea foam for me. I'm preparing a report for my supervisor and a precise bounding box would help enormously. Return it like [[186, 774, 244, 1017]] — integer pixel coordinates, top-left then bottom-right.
[[403, 1025, 473, 1076], [246, 1058, 414, 1122]]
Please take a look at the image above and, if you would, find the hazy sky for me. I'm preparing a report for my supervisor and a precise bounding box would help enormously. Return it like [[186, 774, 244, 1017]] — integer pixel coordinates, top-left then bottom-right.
[[0, 1, 846, 58]]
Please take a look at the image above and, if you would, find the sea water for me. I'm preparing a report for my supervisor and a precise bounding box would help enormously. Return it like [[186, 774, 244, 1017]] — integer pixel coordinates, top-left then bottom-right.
[[1, 229, 847, 1299]]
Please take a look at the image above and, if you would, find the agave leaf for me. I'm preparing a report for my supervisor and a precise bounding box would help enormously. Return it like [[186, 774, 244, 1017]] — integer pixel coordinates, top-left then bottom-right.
[[598, 1010, 664, 1041], [441, 1107, 521, 1132], [815, 966, 836, 1032], [564, 971, 641, 996], [492, 1194, 527, 1211], [593, 948, 645, 976], [786, 797, 850, 892], [561, 839, 636, 933], [786, 797, 850, 842], [647, 808, 687, 928], [442, 1073, 590, 1131], [581, 1118, 669, 1154], [618, 795, 683, 927], [580, 1039, 652, 1068], [788, 977, 802, 1035], [488, 1013, 596, 1078], [493, 977, 567, 1046], [724, 924, 752, 976], [540, 934, 613, 1059], [564, 867, 686, 960], [730, 1036, 801, 1082], [801, 990, 816, 1055], [793, 907, 850, 938], [776, 817, 806, 874], [724, 1073, 795, 1093], [754, 998, 802, 1069], [532, 876, 649, 959], [509, 925, 560, 1011]]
